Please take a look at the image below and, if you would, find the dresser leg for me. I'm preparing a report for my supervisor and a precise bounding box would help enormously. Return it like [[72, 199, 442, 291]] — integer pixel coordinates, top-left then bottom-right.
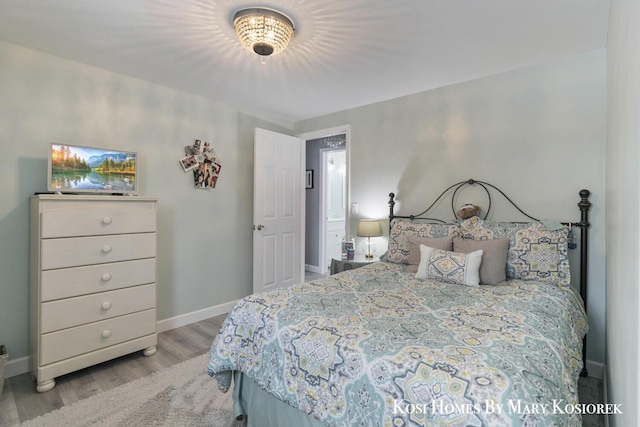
[[36, 379, 56, 393], [143, 346, 157, 356]]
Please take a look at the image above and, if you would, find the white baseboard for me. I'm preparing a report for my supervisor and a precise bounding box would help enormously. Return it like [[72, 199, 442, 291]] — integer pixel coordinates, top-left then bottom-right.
[[305, 264, 323, 274], [5, 355, 29, 379], [4, 300, 240, 379], [586, 359, 604, 380], [156, 299, 238, 333]]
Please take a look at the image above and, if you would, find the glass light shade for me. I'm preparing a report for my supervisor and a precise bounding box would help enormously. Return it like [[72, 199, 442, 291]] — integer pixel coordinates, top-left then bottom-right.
[[233, 8, 295, 56]]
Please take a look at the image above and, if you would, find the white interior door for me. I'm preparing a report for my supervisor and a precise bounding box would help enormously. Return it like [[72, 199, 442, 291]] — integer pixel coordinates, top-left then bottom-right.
[[253, 128, 304, 294]]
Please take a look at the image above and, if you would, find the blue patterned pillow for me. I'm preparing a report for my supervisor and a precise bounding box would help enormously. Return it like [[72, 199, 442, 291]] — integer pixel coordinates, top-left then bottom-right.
[[415, 245, 483, 286], [386, 220, 459, 264], [458, 217, 570, 286]]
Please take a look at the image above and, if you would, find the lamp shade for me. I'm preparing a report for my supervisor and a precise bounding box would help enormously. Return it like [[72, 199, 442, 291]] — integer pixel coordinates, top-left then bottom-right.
[[357, 220, 382, 238]]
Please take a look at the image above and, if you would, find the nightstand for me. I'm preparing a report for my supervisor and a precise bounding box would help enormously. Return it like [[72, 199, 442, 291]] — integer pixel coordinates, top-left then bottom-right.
[[330, 255, 380, 275]]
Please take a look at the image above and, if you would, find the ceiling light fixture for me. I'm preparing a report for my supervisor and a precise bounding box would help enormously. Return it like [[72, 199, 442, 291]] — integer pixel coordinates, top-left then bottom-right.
[[233, 8, 295, 58]]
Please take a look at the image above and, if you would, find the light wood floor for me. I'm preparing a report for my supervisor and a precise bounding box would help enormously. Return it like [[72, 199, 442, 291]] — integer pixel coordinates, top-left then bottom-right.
[[0, 314, 227, 426]]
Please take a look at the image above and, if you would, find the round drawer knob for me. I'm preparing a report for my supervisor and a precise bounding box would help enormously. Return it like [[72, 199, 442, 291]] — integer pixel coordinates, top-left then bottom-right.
[[101, 330, 111, 338], [102, 245, 112, 253], [102, 273, 112, 281], [102, 216, 112, 225], [101, 301, 112, 310]]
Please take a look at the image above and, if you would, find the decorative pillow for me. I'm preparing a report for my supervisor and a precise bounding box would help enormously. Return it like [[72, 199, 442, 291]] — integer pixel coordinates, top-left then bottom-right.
[[459, 217, 514, 240], [453, 237, 509, 285], [458, 217, 570, 286], [415, 245, 483, 286], [386, 220, 459, 264], [406, 236, 454, 273]]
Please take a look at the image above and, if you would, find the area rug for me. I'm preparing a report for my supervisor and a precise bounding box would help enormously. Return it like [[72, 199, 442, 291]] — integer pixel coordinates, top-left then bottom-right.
[[19, 353, 604, 427], [21, 354, 245, 427]]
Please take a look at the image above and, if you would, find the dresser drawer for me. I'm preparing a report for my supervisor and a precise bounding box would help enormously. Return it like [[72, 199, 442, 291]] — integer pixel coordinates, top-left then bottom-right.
[[41, 284, 156, 333], [40, 309, 156, 366], [41, 233, 156, 270], [40, 200, 156, 238], [41, 258, 156, 301]]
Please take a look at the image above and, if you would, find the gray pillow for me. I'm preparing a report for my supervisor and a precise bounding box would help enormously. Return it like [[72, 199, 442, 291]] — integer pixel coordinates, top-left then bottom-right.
[[406, 236, 454, 273], [453, 237, 509, 285]]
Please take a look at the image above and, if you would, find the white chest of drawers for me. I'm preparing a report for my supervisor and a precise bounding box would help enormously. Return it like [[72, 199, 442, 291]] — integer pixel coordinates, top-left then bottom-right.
[[29, 195, 158, 392]]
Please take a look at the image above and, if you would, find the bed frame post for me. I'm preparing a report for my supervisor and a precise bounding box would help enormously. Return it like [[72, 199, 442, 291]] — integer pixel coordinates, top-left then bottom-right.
[[578, 189, 591, 377]]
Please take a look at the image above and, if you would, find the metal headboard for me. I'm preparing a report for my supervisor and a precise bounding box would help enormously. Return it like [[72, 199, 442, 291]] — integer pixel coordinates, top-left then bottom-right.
[[388, 178, 592, 376]]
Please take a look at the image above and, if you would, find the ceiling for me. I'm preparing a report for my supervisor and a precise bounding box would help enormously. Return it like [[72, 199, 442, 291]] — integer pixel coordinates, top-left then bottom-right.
[[0, 0, 609, 127]]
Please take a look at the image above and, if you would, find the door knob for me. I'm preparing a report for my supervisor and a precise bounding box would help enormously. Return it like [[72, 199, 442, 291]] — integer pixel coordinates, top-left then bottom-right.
[[255, 225, 265, 230]]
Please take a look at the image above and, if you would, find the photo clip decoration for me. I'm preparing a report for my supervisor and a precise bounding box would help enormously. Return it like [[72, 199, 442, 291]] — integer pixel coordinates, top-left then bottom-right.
[[179, 139, 222, 189]]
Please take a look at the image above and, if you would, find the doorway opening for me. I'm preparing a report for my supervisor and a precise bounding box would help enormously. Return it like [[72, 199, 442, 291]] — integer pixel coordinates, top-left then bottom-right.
[[322, 148, 346, 272], [297, 126, 350, 277]]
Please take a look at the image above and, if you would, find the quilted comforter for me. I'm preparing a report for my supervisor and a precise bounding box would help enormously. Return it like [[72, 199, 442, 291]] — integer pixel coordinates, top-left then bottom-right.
[[207, 261, 587, 426]]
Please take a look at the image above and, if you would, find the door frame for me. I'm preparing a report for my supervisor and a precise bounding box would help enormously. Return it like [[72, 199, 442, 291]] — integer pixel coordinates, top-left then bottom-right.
[[297, 125, 351, 274]]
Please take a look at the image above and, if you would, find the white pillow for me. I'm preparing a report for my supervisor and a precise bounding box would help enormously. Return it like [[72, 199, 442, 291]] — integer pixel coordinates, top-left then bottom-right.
[[415, 245, 483, 286]]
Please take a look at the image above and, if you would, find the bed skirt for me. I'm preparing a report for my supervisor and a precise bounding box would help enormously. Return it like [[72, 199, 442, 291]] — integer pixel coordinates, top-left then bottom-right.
[[233, 371, 326, 427]]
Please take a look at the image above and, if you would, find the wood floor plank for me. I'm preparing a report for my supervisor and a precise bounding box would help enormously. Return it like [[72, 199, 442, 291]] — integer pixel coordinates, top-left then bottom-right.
[[0, 380, 20, 426], [11, 372, 64, 421], [88, 357, 135, 393], [54, 367, 100, 406], [0, 314, 227, 425]]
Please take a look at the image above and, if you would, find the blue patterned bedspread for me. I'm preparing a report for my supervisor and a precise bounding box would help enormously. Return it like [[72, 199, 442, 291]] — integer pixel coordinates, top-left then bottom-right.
[[207, 261, 587, 426]]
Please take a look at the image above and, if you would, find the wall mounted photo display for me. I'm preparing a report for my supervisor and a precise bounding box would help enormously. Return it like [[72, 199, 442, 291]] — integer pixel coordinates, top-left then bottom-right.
[[194, 139, 204, 154], [180, 139, 223, 188], [179, 154, 199, 172], [203, 146, 220, 164], [209, 161, 222, 187], [306, 170, 313, 189], [185, 139, 205, 156], [194, 161, 221, 188]]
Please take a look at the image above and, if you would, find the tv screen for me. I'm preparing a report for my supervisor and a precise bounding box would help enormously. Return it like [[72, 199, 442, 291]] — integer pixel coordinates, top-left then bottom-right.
[[48, 143, 138, 195]]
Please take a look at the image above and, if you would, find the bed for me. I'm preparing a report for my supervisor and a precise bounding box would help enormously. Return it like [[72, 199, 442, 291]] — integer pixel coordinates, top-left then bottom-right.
[[207, 179, 591, 426]]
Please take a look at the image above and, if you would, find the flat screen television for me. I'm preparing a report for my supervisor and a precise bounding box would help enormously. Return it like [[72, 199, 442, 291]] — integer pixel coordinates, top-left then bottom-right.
[[48, 143, 138, 195]]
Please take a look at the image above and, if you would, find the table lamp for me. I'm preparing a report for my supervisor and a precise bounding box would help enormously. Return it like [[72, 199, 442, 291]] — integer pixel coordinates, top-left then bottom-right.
[[357, 219, 382, 259]]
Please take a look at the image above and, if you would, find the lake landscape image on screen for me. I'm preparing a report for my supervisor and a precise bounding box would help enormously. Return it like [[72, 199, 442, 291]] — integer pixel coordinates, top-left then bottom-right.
[[50, 144, 137, 193]]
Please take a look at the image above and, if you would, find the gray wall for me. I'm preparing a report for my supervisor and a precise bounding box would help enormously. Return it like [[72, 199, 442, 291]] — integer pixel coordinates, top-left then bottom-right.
[[295, 50, 607, 366], [0, 40, 609, 377], [0, 41, 290, 364], [606, 0, 640, 424]]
